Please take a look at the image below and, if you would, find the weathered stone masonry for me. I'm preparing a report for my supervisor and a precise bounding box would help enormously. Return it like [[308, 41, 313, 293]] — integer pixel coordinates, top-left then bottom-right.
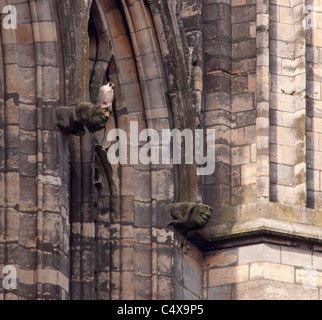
[[2, 0, 322, 300]]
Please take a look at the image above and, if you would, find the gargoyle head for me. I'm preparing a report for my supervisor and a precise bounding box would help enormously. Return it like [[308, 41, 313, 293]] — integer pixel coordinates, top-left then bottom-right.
[[190, 203, 213, 227], [169, 202, 213, 235], [86, 104, 110, 133]]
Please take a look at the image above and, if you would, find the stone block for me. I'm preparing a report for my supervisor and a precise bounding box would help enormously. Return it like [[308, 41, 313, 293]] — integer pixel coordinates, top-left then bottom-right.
[[270, 163, 294, 187], [203, 3, 230, 22], [257, 156, 269, 177], [6, 172, 19, 207], [237, 110, 256, 127], [241, 163, 256, 185], [270, 125, 294, 146], [281, 247, 312, 267], [232, 39, 256, 60], [232, 58, 256, 74], [270, 40, 295, 59], [257, 176, 269, 197], [296, 268, 322, 288], [231, 184, 256, 205], [157, 276, 173, 300], [257, 136, 269, 156], [19, 176, 37, 211], [120, 167, 134, 197], [231, 165, 241, 187], [283, 146, 296, 168], [232, 146, 251, 166], [208, 265, 249, 286], [312, 29, 322, 47], [134, 244, 152, 276], [134, 171, 151, 202], [238, 244, 281, 264], [204, 73, 231, 94], [134, 275, 152, 300], [204, 248, 238, 269], [250, 262, 294, 283], [157, 247, 173, 277], [232, 22, 250, 40], [231, 5, 256, 24], [279, 6, 293, 24], [207, 285, 232, 300], [232, 93, 254, 113], [183, 255, 203, 297], [270, 22, 294, 42], [234, 279, 318, 300], [313, 252, 322, 270], [121, 246, 134, 270], [205, 92, 230, 112], [232, 76, 248, 94], [121, 271, 134, 300]]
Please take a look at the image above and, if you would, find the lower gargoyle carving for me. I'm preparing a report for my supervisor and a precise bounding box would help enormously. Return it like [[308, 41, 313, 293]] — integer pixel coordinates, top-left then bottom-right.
[[169, 202, 213, 236], [55, 83, 114, 136]]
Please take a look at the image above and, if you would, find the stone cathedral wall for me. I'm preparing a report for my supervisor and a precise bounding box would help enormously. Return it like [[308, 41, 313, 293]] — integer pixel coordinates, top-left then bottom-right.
[[1, 0, 322, 300]]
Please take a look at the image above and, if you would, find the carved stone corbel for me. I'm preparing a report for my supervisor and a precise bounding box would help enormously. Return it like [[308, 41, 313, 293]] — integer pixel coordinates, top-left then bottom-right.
[[169, 202, 213, 237], [55, 83, 114, 136]]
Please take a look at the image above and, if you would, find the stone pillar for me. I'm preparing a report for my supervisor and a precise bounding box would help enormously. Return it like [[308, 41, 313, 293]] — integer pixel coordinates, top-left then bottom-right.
[[202, 0, 232, 211], [269, 0, 307, 206], [256, 0, 270, 200], [0, 0, 70, 299], [306, 0, 322, 208], [231, 0, 257, 206]]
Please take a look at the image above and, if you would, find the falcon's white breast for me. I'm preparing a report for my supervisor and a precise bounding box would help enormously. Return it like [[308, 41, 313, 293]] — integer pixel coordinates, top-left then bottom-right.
[[98, 83, 114, 107]]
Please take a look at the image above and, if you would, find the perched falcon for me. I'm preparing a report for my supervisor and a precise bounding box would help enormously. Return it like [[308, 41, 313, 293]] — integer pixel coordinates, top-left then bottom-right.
[[98, 82, 114, 107]]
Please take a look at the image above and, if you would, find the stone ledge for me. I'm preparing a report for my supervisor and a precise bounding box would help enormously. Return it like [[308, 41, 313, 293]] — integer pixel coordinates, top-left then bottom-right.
[[208, 217, 322, 243], [187, 201, 322, 251]]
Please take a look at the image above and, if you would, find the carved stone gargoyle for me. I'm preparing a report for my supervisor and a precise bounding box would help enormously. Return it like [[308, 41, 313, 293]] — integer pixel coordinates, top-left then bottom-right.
[[169, 202, 213, 237], [55, 83, 114, 136]]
